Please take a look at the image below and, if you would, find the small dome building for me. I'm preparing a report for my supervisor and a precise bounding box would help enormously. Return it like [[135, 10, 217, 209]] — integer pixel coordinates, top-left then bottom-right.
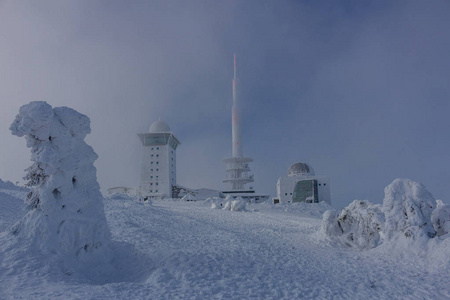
[[273, 162, 331, 204]]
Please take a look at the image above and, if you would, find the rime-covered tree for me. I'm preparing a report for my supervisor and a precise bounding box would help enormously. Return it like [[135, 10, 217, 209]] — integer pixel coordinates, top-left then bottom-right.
[[9, 101, 112, 265]]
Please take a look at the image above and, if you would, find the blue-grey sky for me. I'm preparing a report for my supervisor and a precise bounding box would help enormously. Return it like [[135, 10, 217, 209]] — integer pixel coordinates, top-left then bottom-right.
[[1, 1, 449, 208]]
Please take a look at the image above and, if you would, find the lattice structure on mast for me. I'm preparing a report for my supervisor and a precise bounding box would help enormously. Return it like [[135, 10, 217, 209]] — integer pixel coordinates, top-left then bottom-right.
[[223, 156, 254, 190]]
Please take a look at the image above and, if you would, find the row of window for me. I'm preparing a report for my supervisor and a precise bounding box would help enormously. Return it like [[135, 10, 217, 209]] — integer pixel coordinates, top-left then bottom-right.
[[150, 147, 160, 151], [151, 154, 159, 158], [150, 161, 159, 165], [150, 168, 159, 172], [149, 182, 159, 186], [149, 190, 158, 193]]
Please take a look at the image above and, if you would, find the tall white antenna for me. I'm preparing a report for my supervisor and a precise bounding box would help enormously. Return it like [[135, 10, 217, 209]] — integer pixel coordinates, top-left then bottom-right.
[[223, 54, 253, 191]]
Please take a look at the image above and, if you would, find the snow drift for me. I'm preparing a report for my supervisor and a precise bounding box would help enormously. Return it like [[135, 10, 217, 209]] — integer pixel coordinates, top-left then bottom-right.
[[322, 178, 448, 249], [8, 101, 112, 274]]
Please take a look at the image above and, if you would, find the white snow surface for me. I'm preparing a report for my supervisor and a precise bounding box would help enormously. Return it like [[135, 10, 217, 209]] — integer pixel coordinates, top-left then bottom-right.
[[0, 187, 449, 299]]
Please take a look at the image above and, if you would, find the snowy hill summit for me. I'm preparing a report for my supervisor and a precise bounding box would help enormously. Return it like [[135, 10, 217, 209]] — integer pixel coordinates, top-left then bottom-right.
[[0, 102, 449, 299]]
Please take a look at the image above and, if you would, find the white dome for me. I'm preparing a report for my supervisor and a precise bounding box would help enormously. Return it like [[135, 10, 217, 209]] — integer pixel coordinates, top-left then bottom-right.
[[287, 162, 315, 177], [149, 120, 170, 133]]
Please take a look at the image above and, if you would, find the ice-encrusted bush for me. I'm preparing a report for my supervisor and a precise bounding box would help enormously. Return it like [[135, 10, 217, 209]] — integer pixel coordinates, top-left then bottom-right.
[[322, 178, 442, 249], [9, 101, 112, 263], [223, 196, 246, 211], [382, 179, 436, 240], [209, 197, 224, 209], [322, 200, 384, 249], [431, 200, 450, 237]]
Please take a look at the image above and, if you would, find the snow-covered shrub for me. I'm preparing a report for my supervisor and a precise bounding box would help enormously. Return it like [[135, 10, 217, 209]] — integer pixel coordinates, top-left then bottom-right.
[[231, 199, 246, 211], [209, 197, 224, 209], [322, 178, 442, 249], [321, 200, 384, 249], [223, 196, 246, 212], [431, 200, 450, 236], [382, 179, 436, 240], [9, 101, 112, 263]]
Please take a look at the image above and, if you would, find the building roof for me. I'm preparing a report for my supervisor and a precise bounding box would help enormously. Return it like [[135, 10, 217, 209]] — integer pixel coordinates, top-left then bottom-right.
[[287, 162, 315, 177], [149, 120, 170, 133]]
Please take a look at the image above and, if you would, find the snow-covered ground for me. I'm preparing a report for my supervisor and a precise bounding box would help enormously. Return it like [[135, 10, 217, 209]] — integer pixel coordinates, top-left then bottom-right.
[[1, 187, 449, 299]]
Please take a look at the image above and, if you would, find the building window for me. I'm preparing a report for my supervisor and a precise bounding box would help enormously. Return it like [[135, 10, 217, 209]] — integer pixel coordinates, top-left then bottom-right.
[[156, 161, 159, 165], [155, 190, 158, 193], [156, 147, 159, 150], [151, 162, 153, 165], [156, 183, 158, 186], [150, 176, 153, 179], [285, 193, 288, 196], [150, 190, 152, 193], [150, 169, 153, 172], [156, 154, 159, 157], [151, 154, 153, 157], [156, 168, 159, 172], [324, 183, 326, 186], [150, 183, 153, 186], [156, 176, 159, 179], [151, 147, 154, 150]]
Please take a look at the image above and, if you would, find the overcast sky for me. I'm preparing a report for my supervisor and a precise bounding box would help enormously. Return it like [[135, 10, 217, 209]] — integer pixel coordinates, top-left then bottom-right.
[[1, 1, 449, 208]]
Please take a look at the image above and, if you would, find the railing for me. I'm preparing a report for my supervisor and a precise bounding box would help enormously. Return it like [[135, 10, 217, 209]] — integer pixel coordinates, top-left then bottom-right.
[[223, 174, 254, 181], [225, 163, 250, 171]]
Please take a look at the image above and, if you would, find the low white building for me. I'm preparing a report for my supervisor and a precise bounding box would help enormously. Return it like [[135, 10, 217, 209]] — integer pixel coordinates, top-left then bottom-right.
[[138, 120, 180, 199], [273, 162, 331, 204], [107, 186, 136, 196]]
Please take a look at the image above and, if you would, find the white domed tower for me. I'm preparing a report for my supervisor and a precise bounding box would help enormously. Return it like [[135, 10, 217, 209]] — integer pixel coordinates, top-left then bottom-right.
[[138, 120, 180, 199]]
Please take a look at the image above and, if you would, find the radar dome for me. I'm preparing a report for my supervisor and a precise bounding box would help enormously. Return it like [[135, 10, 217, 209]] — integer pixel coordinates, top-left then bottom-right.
[[287, 162, 315, 177], [149, 120, 170, 133]]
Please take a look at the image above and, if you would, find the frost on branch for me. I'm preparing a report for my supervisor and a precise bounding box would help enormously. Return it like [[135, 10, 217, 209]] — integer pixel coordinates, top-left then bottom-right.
[[321, 200, 384, 249], [9, 101, 111, 263], [431, 200, 450, 237]]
